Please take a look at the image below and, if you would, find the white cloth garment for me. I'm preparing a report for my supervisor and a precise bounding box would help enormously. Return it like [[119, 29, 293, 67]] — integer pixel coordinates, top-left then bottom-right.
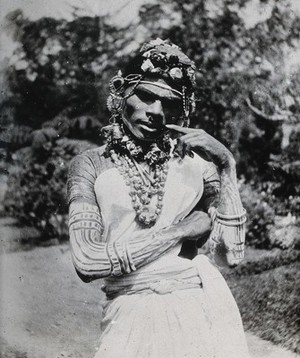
[[89, 153, 249, 358]]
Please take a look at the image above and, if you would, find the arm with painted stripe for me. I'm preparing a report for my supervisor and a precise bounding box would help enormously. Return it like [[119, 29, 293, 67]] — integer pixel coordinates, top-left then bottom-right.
[[68, 153, 211, 282], [166, 124, 246, 267], [201, 160, 246, 267], [69, 201, 211, 281]]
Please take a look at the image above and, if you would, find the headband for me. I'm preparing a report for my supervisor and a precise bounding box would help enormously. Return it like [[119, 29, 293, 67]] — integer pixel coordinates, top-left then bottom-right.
[[107, 39, 197, 126], [130, 79, 183, 97]]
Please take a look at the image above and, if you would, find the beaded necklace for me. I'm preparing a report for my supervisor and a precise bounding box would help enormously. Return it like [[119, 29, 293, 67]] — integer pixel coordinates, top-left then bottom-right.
[[108, 134, 171, 226]]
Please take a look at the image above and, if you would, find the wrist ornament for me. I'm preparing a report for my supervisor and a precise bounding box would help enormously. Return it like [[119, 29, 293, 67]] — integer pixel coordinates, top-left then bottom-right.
[[106, 243, 122, 276], [208, 207, 247, 261], [214, 208, 247, 226], [106, 240, 136, 277]]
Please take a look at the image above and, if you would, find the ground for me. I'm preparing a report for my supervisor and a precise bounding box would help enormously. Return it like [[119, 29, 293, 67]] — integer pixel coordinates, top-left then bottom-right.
[[0, 230, 299, 358]]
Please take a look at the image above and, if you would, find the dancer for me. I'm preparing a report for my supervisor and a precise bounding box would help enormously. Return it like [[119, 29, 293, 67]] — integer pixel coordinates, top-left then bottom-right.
[[68, 38, 249, 358]]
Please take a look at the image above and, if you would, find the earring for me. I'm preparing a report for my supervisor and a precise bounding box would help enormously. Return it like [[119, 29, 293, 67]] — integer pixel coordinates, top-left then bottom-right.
[[111, 121, 124, 141], [107, 71, 126, 116], [110, 71, 125, 95], [103, 71, 128, 144], [101, 118, 125, 144]]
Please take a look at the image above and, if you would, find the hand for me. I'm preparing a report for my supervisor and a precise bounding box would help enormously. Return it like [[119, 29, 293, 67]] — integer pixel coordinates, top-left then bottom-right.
[[176, 210, 212, 241], [166, 124, 234, 169]]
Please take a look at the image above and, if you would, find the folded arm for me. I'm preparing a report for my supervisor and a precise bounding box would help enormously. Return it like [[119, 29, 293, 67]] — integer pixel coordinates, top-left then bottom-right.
[[165, 124, 246, 267], [68, 152, 211, 282], [69, 201, 210, 282]]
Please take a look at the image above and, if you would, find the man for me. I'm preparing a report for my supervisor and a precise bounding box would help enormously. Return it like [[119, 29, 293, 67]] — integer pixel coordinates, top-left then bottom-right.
[[68, 38, 249, 357]]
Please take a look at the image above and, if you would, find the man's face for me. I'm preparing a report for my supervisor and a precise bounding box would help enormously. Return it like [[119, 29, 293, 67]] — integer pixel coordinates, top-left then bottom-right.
[[122, 80, 183, 141]]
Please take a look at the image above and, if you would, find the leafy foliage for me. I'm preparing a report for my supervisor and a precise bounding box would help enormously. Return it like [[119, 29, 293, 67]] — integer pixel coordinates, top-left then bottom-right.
[[239, 180, 275, 248], [4, 138, 97, 240], [2, 0, 300, 244]]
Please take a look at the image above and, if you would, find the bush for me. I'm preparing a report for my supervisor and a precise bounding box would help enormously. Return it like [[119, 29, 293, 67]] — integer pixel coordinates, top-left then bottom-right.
[[239, 180, 275, 248], [4, 138, 97, 240]]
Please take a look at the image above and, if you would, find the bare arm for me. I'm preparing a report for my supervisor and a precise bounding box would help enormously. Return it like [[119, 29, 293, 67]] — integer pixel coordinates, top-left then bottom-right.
[[68, 150, 211, 281], [166, 124, 246, 266], [69, 201, 211, 281], [204, 158, 245, 267]]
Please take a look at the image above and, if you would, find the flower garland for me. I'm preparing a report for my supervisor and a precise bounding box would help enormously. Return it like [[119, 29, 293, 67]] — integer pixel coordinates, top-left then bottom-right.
[[107, 131, 171, 226]]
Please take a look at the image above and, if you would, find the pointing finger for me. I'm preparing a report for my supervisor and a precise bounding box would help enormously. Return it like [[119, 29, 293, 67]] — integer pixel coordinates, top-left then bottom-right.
[[165, 124, 195, 134]]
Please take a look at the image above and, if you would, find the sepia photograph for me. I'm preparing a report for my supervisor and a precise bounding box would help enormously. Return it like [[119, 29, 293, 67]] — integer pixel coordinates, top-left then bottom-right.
[[0, 0, 299, 357]]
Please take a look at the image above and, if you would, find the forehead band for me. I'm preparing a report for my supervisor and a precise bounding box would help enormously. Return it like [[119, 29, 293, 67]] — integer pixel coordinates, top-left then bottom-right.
[[128, 79, 183, 97]]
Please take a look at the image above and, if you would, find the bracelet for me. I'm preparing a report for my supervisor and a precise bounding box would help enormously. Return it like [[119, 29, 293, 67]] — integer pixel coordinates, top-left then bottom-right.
[[113, 240, 126, 274], [115, 240, 134, 274], [125, 238, 136, 272], [216, 208, 247, 221], [209, 207, 247, 226], [107, 243, 122, 276], [105, 243, 114, 274], [216, 216, 247, 226], [209, 208, 246, 260]]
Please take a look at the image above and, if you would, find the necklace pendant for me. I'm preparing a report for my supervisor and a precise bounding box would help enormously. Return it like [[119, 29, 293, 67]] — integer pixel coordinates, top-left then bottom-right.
[[109, 137, 171, 227], [140, 194, 151, 205], [138, 207, 157, 226], [141, 187, 148, 194]]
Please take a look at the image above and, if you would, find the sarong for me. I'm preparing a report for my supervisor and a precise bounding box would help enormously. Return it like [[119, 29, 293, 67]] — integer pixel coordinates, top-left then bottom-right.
[[95, 254, 250, 358]]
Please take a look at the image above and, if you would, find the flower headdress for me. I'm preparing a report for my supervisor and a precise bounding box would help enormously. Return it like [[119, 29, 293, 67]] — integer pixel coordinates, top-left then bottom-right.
[[107, 38, 197, 125], [138, 38, 196, 95]]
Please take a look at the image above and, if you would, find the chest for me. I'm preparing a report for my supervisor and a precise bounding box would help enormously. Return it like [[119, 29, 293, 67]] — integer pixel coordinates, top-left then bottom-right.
[[94, 156, 205, 226]]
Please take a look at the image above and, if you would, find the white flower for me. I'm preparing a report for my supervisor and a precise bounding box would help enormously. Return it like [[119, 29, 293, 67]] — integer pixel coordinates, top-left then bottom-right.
[[150, 38, 165, 46], [121, 135, 129, 143], [142, 50, 152, 58], [141, 59, 155, 72], [169, 67, 183, 79], [152, 67, 162, 73]]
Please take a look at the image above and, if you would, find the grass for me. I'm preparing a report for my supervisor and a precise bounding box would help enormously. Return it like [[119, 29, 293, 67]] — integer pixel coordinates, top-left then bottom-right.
[[228, 262, 300, 354]]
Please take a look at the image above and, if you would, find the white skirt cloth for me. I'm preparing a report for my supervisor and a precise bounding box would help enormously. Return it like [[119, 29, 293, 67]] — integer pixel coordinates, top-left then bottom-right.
[[95, 254, 250, 358]]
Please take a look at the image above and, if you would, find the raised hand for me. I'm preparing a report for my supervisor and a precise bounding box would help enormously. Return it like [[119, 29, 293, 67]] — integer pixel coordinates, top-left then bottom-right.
[[166, 124, 234, 169]]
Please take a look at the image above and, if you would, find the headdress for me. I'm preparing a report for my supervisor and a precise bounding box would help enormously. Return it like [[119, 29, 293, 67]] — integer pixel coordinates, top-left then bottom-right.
[[107, 38, 196, 126]]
